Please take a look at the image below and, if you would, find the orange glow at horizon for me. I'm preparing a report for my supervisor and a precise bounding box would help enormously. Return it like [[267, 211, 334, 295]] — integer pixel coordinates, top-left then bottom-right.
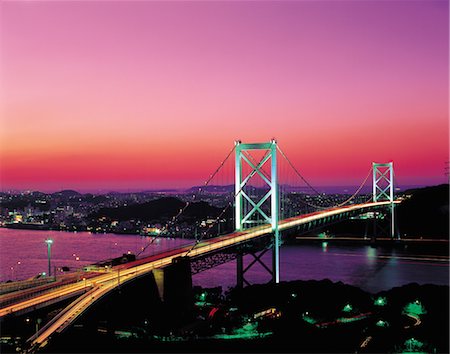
[[0, 1, 448, 192]]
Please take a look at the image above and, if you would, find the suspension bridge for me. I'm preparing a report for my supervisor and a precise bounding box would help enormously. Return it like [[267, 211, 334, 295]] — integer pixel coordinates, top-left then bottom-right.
[[0, 140, 400, 352]]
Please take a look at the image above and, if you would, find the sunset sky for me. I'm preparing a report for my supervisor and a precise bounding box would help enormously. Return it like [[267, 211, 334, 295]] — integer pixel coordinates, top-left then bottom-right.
[[0, 0, 448, 192]]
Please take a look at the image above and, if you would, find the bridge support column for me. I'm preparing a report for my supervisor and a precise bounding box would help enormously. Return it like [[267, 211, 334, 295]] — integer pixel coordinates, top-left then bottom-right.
[[234, 140, 280, 285], [372, 162, 398, 240], [153, 256, 193, 322], [272, 229, 280, 283]]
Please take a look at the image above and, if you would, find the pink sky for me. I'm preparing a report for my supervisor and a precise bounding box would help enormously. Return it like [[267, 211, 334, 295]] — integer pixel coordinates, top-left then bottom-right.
[[0, 1, 448, 192]]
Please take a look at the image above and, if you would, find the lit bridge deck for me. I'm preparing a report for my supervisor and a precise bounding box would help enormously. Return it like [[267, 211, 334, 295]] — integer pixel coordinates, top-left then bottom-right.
[[0, 201, 399, 352]]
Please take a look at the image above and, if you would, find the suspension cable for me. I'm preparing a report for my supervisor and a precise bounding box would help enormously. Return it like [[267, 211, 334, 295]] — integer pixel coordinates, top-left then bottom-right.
[[136, 202, 190, 257], [138, 145, 236, 258], [332, 168, 372, 207], [136, 237, 157, 257], [291, 168, 372, 210], [277, 145, 373, 209], [143, 143, 375, 258], [276, 145, 324, 196], [184, 202, 233, 257], [185, 149, 271, 257], [199, 144, 236, 191]]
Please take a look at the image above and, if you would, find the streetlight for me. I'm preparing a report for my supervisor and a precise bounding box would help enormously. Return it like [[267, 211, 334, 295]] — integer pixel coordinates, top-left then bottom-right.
[[45, 239, 53, 277]]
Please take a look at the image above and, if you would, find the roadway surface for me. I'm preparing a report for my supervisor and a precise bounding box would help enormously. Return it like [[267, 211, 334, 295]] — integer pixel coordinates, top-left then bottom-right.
[[0, 201, 398, 352]]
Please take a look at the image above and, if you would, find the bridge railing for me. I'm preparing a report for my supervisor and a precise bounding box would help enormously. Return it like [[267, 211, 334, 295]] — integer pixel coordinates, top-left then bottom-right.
[[0, 278, 55, 295]]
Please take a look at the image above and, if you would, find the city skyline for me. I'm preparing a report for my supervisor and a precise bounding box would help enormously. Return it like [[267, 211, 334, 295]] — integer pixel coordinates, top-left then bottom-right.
[[1, 0, 448, 192]]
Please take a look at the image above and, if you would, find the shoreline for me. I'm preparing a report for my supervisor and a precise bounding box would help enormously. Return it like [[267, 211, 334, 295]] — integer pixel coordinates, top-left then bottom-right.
[[294, 236, 449, 245], [2, 225, 448, 245]]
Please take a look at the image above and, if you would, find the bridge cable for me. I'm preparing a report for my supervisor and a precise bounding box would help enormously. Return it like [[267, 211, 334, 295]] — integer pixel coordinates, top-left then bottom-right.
[[184, 150, 272, 257], [135, 202, 191, 257], [277, 145, 373, 210], [332, 169, 372, 207], [197, 144, 236, 195], [276, 145, 324, 196], [136, 145, 236, 258]]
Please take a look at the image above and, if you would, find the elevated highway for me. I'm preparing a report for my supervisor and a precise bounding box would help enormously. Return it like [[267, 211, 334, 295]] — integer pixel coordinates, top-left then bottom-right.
[[0, 201, 399, 352]]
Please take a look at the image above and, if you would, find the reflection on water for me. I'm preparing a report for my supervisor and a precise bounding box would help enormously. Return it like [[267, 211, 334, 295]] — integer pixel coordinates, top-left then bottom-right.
[[0, 228, 192, 282], [0, 229, 448, 294], [193, 243, 449, 293]]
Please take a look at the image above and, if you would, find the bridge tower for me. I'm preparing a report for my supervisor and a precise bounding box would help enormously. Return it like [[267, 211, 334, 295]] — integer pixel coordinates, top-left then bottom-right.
[[372, 162, 397, 239], [235, 140, 280, 286]]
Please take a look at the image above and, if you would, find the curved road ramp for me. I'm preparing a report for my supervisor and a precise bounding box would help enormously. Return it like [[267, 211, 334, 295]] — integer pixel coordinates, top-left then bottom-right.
[[0, 201, 400, 353]]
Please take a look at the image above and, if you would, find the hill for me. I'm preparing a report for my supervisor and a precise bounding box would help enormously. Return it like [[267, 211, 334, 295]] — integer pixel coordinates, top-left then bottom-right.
[[90, 197, 224, 222], [311, 184, 449, 239], [396, 184, 449, 238]]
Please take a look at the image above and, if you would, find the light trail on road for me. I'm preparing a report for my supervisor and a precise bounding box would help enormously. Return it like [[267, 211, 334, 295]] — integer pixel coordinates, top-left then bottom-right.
[[0, 201, 399, 352]]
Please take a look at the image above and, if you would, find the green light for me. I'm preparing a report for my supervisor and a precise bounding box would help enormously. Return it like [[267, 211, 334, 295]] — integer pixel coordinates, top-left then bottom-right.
[[403, 337, 424, 352], [291, 293, 297, 298], [376, 319, 389, 328], [366, 247, 376, 258], [212, 321, 273, 340], [342, 303, 353, 313], [213, 331, 272, 340], [318, 232, 327, 239], [403, 301, 426, 317], [302, 312, 317, 325], [153, 335, 184, 342], [338, 315, 367, 323], [374, 296, 387, 306], [195, 292, 209, 306]]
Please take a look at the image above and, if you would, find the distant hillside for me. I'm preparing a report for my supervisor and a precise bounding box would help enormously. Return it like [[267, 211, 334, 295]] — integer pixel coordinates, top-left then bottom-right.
[[309, 184, 449, 239], [397, 184, 449, 238], [51, 190, 82, 197], [186, 185, 234, 193], [89, 197, 224, 222]]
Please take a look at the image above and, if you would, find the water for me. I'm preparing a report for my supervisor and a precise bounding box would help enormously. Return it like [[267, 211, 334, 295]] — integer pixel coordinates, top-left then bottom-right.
[[0, 228, 192, 281], [194, 243, 449, 293], [0, 229, 448, 294]]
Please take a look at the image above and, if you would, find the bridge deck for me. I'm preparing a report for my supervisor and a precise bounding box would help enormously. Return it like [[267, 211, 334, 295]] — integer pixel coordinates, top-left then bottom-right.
[[0, 201, 399, 352]]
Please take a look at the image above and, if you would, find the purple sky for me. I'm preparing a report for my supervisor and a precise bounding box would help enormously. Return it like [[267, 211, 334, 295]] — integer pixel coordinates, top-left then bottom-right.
[[0, 0, 448, 191]]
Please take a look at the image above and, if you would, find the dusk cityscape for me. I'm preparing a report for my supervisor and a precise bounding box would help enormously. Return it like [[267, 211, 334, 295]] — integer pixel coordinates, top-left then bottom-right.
[[0, 1, 448, 354]]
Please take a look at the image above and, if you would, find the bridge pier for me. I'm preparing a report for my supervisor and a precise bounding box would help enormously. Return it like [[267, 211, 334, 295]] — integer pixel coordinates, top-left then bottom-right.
[[234, 140, 280, 285], [272, 229, 280, 283], [372, 162, 398, 240], [153, 256, 193, 322], [370, 207, 398, 242]]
